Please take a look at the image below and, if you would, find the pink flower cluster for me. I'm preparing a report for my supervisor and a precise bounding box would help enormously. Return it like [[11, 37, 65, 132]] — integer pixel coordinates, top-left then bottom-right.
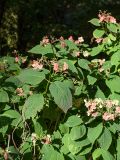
[[98, 11, 116, 23], [95, 38, 104, 44], [84, 98, 120, 121], [68, 36, 84, 44], [16, 88, 33, 96], [14, 55, 27, 64], [31, 60, 43, 70], [16, 88, 24, 96], [52, 62, 68, 73]]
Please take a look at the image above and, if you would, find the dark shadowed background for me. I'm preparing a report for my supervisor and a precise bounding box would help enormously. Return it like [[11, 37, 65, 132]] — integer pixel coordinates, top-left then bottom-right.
[[0, 0, 120, 55]]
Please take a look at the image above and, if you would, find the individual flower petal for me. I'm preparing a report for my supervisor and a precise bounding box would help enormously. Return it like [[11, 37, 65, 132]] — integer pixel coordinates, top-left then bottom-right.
[[115, 107, 120, 114], [53, 62, 59, 72], [83, 51, 90, 57], [68, 36, 74, 42], [63, 62, 68, 71], [95, 38, 103, 44], [78, 36, 84, 43], [15, 56, 19, 63]]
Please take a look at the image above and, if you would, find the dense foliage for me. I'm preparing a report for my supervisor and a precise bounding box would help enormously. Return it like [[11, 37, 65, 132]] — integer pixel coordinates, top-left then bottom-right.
[[0, 12, 120, 160]]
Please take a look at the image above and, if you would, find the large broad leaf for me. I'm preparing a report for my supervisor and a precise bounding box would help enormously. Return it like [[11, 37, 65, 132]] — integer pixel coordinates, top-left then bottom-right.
[[90, 45, 103, 56], [33, 120, 44, 137], [17, 69, 45, 85], [79, 145, 92, 156], [77, 138, 91, 148], [62, 134, 81, 155], [98, 127, 112, 150], [49, 81, 72, 113], [23, 94, 44, 119], [111, 50, 120, 66], [107, 23, 118, 33], [2, 110, 23, 127], [92, 148, 101, 160], [70, 125, 86, 140], [0, 90, 9, 102], [106, 76, 120, 93], [101, 149, 114, 160], [93, 29, 105, 38], [65, 115, 83, 127], [89, 18, 100, 26], [28, 44, 53, 55], [117, 139, 120, 160], [87, 123, 103, 143], [78, 59, 90, 71], [41, 144, 64, 160], [5, 76, 22, 87]]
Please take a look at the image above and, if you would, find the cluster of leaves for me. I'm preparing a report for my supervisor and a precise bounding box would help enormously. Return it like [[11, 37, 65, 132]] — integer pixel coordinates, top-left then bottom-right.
[[0, 12, 120, 160]]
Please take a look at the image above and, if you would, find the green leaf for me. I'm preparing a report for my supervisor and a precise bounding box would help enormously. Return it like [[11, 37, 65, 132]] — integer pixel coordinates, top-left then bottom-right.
[[65, 40, 78, 50], [92, 148, 101, 160], [2, 109, 22, 127], [117, 138, 120, 160], [74, 85, 83, 96], [87, 123, 103, 143], [23, 94, 44, 119], [108, 34, 116, 41], [59, 124, 69, 135], [28, 44, 53, 55], [107, 23, 118, 33], [95, 87, 105, 99], [70, 125, 86, 140], [63, 80, 74, 90], [65, 115, 83, 127], [102, 61, 112, 71], [106, 76, 120, 93], [101, 149, 114, 160], [0, 90, 9, 102], [9, 146, 19, 154], [61, 145, 69, 154], [41, 144, 64, 160], [89, 18, 100, 26], [33, 120, 44, 137], [0, 116, 11, 135], [49, 81, 72, 113], [2, 109, 21, 119], [98, 127, 112, 150], [111, 50, 120, 66], [68, 141, 82, 155], [78, 59, 90, 71], [5, 76, 22, 87], [79, 145, 92, 156], [90, 45, 103, 56], [17, 68, 45, 85], [93, 29, 105, 38], [75, 155, 86, 160], [87, 75, 97, 85], [62, 134, 82, 155], [77, 138, 91, 148]]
